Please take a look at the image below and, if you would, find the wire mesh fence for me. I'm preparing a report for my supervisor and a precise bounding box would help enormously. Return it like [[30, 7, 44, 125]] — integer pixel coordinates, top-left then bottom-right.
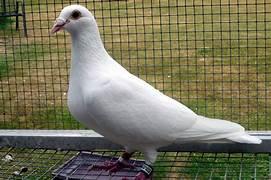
[[0, 147, 270, 179], [0, 0, 270, 130]]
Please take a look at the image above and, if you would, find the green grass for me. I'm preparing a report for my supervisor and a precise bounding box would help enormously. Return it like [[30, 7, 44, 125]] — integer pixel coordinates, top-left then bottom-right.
[[28, 107, 84, 129], [0, 107, 84, 129], [0, 0, 269, 131], [153, 154, 175, 179], [180, 153, 270, 179], [0, 43, 47, 79], [0, 17, 13, 30], [0, 55, 9, 78], [0, 148, 76, 179]]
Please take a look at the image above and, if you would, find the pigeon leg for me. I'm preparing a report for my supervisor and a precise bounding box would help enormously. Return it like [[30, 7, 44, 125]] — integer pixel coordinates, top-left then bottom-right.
[[134, 149, 157, 180], [106, 151, 136, 173], [135, 163, 153, 180], [91, 152, 135, 173]]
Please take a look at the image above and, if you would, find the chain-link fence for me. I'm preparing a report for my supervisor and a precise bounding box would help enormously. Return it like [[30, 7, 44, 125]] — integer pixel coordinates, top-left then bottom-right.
[[0, 1, 271, 179], [0, 0, 271, 130], [0, 0, 270, 130]]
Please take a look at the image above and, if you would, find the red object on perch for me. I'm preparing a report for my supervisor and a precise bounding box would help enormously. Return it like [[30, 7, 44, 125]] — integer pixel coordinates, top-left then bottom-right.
[[52, 152, 151, 180]]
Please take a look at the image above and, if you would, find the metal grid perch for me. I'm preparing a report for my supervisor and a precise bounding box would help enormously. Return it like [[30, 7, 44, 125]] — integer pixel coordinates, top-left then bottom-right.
[[0, 130, 270, 179], [0, 147, 270, 179]]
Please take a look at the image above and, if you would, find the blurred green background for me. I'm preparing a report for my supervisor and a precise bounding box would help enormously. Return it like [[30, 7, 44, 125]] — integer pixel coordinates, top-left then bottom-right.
[[1, 0, 270, 130]]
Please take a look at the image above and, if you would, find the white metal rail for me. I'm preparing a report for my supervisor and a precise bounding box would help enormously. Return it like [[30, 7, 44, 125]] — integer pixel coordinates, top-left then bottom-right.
[[0, 130, 270, 153]]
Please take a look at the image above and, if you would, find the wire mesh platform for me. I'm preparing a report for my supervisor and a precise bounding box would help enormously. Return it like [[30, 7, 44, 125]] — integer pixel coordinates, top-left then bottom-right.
[[52, 152, 146, 180], [0, 130, 270, 179], [0, 147, 270, 179]]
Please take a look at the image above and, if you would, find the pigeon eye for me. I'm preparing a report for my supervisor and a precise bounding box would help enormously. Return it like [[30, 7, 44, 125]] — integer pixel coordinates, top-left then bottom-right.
[[71, 10, 81, 19]]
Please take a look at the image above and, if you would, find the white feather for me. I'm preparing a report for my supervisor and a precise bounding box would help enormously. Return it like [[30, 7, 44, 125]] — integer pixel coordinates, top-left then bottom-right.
[[55, 5, 261, 164]]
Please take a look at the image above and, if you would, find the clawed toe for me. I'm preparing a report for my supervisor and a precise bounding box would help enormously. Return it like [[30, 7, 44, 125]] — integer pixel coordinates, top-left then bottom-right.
[[90, 160, 135, 174], [135, 172, 151, 180]]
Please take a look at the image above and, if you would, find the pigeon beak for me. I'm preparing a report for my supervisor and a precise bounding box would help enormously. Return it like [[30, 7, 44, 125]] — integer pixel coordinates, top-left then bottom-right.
[[50, 18, 69, 35]]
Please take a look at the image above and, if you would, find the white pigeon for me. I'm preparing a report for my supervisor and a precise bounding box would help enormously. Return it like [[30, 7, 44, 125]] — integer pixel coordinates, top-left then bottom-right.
[[51, 5, 261, 180]]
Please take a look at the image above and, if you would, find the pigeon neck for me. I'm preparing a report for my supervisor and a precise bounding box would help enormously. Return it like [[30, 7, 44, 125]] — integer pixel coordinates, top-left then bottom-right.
[[71, 26, 108, 64]]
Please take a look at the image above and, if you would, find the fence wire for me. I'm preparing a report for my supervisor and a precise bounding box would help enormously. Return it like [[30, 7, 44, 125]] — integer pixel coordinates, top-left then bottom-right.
[[0, 0, 270, 130], [0, 147, 270, 179]]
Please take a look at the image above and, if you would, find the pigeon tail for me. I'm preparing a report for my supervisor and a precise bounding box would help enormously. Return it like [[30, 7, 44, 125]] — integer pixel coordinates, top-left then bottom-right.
[[226, 131, 262, 144], [177, 115, 262, 144]]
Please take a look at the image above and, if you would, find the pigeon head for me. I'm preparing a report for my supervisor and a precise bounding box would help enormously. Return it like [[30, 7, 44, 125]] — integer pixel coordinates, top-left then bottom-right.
[[51, 5, 95, 35]]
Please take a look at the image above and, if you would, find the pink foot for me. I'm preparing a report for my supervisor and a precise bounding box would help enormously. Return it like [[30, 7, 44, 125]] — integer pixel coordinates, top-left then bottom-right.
[[90, 160, 135, 174], [135, 172, 151, 180], [104, 160, 135, 173]]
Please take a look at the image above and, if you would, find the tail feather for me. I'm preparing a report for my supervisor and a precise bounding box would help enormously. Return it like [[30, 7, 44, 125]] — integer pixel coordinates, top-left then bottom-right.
[[227, 132, 262, 144], [176, 115, 262, 144]]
